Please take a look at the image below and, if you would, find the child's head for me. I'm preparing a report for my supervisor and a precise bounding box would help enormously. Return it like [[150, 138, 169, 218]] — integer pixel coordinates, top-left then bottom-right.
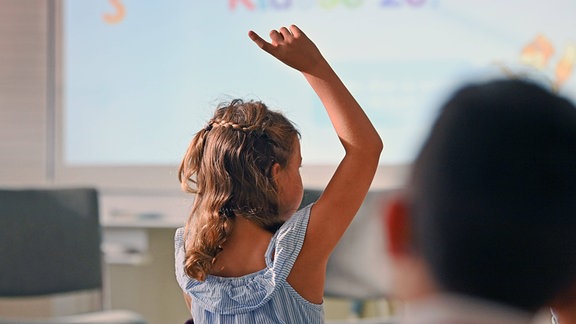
[[405, 79, 576, 311], [179, 99, 300, 280]]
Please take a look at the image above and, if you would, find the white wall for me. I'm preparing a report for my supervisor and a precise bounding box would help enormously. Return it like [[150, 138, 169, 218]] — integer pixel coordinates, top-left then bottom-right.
[[0, 0, 51, 187], [0, 3, 189, 323]]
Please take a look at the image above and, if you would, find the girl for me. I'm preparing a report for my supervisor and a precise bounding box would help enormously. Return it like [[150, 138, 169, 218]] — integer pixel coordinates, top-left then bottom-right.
[[175, 25, 383, 323]]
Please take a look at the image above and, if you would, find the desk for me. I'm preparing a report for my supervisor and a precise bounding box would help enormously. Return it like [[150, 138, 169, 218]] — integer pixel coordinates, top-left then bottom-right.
[[100, 192, 189, 265], [99, 192, 192, 324]]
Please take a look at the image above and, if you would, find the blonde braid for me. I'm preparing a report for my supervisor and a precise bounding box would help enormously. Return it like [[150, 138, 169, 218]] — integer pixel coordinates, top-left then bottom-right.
[[208, 118, 259, 132]]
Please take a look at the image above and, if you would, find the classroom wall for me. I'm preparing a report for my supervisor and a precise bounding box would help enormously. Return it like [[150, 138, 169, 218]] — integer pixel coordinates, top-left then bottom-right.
[[0, 0, 50, 187], [0, 2, 188, 323]]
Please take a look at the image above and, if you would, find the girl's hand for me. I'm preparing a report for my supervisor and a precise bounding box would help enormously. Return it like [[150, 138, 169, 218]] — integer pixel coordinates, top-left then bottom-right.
[[248, 25, 324, 74]]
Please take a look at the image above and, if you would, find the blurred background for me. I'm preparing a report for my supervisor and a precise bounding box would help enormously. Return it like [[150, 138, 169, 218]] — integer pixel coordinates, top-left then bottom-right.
[[1, 1, 574, 323]]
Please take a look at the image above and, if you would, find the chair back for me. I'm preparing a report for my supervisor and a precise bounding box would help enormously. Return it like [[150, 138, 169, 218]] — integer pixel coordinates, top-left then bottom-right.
[[0, 188, 102, 296]]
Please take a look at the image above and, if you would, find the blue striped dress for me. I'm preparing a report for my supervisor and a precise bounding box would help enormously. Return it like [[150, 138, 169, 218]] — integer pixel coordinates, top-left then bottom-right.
[[174, 204, 324, 323]]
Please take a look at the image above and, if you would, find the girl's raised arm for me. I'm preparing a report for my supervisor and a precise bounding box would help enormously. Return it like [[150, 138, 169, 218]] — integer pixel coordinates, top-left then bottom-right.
[[250, 25, 383, 302]]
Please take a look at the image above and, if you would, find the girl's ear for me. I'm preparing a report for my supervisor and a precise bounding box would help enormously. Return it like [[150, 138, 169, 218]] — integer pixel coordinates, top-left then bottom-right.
[[270, 162, 282, 182], [272, 162, 282, 175], [383, 194, 413, 257]]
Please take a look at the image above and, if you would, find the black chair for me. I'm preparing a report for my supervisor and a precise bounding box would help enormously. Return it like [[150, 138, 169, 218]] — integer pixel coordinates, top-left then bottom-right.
[[0, 187, 147, 323]]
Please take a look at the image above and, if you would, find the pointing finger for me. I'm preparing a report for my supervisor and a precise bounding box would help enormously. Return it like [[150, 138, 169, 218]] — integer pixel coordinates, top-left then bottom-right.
[[248, 30, 271, 51]]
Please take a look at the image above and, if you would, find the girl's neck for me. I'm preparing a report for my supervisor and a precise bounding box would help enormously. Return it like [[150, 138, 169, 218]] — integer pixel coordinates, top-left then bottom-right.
[[210, 216, 273, 278]]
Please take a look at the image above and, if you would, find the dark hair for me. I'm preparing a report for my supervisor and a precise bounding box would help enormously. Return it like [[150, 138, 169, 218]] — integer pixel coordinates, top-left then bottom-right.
[[407, 79, 576, 311], [178, 99, 299, 281]]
